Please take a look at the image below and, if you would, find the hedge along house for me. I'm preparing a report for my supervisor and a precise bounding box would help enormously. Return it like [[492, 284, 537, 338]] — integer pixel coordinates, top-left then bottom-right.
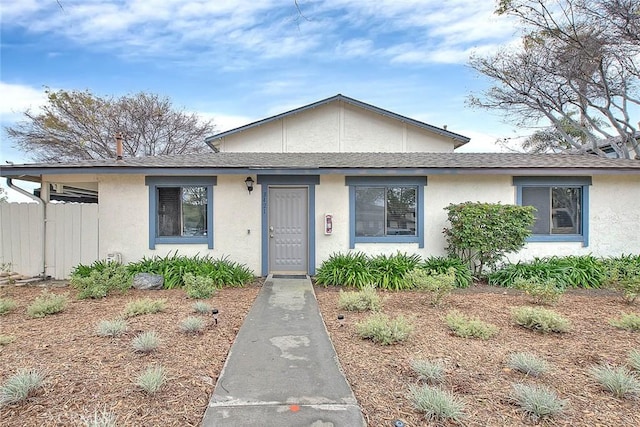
[[2, 94, 640, 279]]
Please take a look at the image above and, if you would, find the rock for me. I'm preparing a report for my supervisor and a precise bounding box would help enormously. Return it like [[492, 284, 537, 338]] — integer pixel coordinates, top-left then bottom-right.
[[132, 273, 164, 290]]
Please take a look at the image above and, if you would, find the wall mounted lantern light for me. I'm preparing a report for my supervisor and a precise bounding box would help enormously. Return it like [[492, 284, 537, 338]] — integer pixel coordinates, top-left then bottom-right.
[[245, 176, 255, 194]]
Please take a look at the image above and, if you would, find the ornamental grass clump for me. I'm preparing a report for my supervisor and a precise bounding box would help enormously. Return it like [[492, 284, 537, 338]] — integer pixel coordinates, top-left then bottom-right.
[[512, 306, 570, 333], [507, 352, 550, 377], [0, 335, 15, 346], [590, 364, 640, 398], [407, 267, 455, 306], [513, 278, 565, 305], [0, 369, 44, 406], [408, 384, 465, 423], [445, 310, 498, 339], [136, 365, 166, 395], [629, 349, 640, 372], [337, 284, 382, 312], [512, 383, 567, 421], [96, 319, 128, 337], [355, 313, 413, 345], [26, 291, 68, 318], [180, 316, 205, 334], [315, 252, 373, 288], [609, 312, 640, 331], [80, 408, 118, 427], [132, 331, 160, 354], [123, 298, 167, 318], [410, 359, 445, 385], [183, 273, 217, 299], [192, 301, 213, 314], [0, 298, 17, 315]]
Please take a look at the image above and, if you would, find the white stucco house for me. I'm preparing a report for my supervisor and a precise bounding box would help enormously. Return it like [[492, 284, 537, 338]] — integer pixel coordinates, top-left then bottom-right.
[[2, 94, 640, 278]]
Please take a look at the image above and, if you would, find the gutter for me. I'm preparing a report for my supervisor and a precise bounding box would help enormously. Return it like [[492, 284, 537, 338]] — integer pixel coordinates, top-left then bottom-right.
[[6, 178, 47, 278]]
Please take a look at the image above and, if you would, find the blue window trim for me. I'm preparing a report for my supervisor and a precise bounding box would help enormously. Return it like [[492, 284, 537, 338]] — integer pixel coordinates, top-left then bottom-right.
[[513, 176, 591, 246], [257, 175, 319, 276], [145, 176, 217, 249], [345, 176, 427, 249]]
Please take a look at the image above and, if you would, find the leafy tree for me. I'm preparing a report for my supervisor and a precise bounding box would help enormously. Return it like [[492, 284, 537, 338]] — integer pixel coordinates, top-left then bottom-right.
[[0, 187, 7, 203], [443, 202, 536, 276], [6, 89, 216, 161], [469, 0, 640, 159]]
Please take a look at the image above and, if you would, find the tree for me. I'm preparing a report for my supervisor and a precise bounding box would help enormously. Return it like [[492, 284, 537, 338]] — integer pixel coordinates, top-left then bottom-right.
[[0, 187, 7, 203], [469, 0, 640, 159], [6, 89, 216, 162]]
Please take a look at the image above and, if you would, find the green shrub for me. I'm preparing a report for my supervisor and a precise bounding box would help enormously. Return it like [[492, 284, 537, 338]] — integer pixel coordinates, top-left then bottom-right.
[[0, 335, 15, 346], [445, 310, 498, 339], [126, 252, 253, 289], [192, 301, 213, 314], [408, 384, 465, 423], [315, 252, 373, 288], [512, 383, 567, 421], [410, 359, 445, 384], [123, 298, 167, 318], [421, 256, 473, 288], [180, 316, 205, 334], [136, 365, 166, 395], [590, 364, 640, 398], [628, 349, 640, 372], [183, 273, 217, 299], [0, 298, 17, 315], [609, 312, 640, 331], [132, 331, 160, 353], [80, 408, 118, 427], [369, 252, 422, 290], [96, 319, 128, 337], [71, 262, 132, 299], [513, 278, 565, 305], [507, 352, 549, 376], [443, 202, 535, 275], [0, 369, 44, 406], [512, 306, 570, 333], [604, 255, 640, 303], [407, 268, 455, 306], [337, 284, 382, 312], [355, 313, 413, 345], [26, 291, 68, 318]]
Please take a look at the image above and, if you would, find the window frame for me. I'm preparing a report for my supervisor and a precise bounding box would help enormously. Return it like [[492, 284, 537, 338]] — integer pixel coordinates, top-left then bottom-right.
[[346, 176, 426, 249], [145, 176, 216, 249], [513, 176, 591, 246]]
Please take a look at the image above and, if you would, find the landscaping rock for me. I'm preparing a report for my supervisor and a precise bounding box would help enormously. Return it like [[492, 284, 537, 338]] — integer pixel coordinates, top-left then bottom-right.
[[133, 273, 164, 290]]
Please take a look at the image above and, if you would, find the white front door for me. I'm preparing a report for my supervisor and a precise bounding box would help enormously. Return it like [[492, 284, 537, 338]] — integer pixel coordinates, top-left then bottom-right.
[[268, 187, 308, 273]]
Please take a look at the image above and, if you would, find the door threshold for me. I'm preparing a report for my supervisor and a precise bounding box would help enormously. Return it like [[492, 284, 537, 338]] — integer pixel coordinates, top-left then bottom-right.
[[270, 274, 309, 279]]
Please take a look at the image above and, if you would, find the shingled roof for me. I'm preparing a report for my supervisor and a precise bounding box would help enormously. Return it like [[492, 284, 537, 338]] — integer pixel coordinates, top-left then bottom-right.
[[2, 152, 639, 179]]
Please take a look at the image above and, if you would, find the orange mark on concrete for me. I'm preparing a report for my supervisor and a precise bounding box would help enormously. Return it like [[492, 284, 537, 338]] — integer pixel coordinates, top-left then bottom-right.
[[289, 405, 300, 412]]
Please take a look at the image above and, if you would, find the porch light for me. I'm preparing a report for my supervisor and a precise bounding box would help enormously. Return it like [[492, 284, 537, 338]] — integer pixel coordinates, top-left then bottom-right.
[[244, 176, 255, 194], [338, 314, 345, 327], [212, 308, 219, 325]]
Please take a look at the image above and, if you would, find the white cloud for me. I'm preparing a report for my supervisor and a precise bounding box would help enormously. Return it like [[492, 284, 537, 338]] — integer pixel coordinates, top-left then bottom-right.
[[198, 113, 255, 133], [0, 82, 48, 120]]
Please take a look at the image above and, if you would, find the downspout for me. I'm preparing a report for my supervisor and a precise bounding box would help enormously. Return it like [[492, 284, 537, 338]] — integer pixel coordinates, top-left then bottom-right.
[[6, 178, 47, 278]]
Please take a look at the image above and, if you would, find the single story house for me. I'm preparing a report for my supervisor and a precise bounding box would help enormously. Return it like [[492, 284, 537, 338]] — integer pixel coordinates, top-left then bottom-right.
[[2, 94, 640, 278]]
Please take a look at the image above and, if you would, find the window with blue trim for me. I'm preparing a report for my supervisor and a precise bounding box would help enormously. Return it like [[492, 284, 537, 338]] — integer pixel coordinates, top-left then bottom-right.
[[514, 177, 591, 245], [145, 177, 216, 249], [346, 177, 425, 248]]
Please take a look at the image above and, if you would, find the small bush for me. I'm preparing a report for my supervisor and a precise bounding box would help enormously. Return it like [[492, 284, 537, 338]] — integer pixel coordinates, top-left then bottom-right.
[[0, 335, 15, 346], [507, 353, 549, 376], [609, 312, 640, 331], [337, 284, 382, 312], [629, 349, 640, 372], [315, 252, 373, 288], [180, 316, 205, 334], [80, 408, 118, 427], [445, 310, 498, 339], [0, 298, 17, 315], [513, 278, 565, 305], [369, 252, 422, 291], [512, 383, 567, 421], [132, 331, 160, 353], [0, 369, 45, 406], [408, 384, 465, 423], [183, 273, 217, 299], [123, 298, 167, 318], [590, 364, 640, 398], [355, 313, 413, 345], [71, 262, 131, 299], [136, 365, 166, 395], [193, 301, 213, 314], [96, 319, 128, 337], [512, 306, 570, 333], [603, 254, 640, 303], [407, 268, 455, 306], [26, 291, 68, 318], [410, 359, 445, 384], [421, 256, 473, 288]]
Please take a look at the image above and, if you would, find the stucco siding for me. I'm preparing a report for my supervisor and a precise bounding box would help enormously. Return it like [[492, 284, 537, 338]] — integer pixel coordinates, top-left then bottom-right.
[[406, 128, 455, 152], [284, 105, 340, 152]]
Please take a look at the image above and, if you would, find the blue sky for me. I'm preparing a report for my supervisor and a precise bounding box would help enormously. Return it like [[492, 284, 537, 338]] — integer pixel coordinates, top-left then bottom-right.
[[0, 0, 523, 200]]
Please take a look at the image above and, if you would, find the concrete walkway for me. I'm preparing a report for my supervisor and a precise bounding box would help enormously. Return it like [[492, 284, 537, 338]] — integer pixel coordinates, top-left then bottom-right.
[[201, 275, 365, 427]]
